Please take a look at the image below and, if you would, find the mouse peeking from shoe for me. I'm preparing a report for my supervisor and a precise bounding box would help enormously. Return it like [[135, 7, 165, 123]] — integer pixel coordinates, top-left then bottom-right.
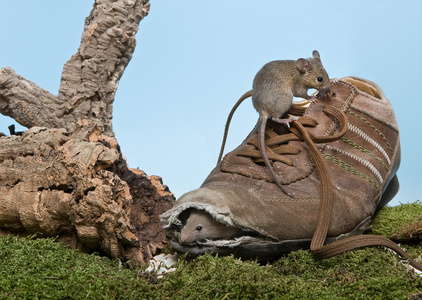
[[179, 209, 243, 243]]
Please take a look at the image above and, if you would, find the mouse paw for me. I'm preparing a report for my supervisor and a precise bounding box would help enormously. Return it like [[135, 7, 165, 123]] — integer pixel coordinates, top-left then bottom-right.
[[272, 116, 299, 128], [330, 78, 340, 84], [307, 95, 319, 103]]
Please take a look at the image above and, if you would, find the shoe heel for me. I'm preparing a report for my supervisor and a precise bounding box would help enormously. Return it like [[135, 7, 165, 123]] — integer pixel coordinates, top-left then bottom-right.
[[376, 174, 399, 210]]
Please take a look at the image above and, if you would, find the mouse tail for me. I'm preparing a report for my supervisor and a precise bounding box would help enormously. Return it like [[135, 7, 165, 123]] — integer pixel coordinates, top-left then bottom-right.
[[259, 116, 294, 198], [217, 90, 253, 164]]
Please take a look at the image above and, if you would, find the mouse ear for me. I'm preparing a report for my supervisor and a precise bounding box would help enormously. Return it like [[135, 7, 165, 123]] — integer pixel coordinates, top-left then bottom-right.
[[312, 50, 321, 61], [296, 58, 311, 74]]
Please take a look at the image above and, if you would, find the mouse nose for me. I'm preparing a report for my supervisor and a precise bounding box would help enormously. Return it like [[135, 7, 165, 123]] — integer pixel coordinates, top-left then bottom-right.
[[317, 86, 330, 95], [316, 86, 332, 101], [180, 233, 192, 243], [322, 85, 332, 93]]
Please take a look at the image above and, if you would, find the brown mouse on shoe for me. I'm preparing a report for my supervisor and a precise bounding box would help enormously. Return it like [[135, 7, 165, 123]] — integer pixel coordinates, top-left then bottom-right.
[[252, 50, 331, 196], [218, 50, 332, 197]]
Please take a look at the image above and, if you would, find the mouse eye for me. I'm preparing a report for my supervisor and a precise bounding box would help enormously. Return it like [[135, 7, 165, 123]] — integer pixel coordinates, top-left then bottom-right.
[[317, 76, 323, 82], [196, 226, 202, 231]]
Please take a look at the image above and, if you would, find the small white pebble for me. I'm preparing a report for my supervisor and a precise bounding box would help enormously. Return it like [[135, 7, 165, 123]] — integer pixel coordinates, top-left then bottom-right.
[[146, 253, 178, 279]]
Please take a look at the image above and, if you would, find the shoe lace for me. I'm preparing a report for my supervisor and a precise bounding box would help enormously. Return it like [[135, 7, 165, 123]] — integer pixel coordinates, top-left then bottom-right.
[[296, 104, 422, 272], [221, 90, 422, 272], [238, 104, 348, 167], [238, 117, 313, 166], [299, 104, 422, 272]]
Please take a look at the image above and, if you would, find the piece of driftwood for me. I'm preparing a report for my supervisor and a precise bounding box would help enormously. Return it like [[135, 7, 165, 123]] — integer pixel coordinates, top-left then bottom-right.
[[0, 0, 174, 265]]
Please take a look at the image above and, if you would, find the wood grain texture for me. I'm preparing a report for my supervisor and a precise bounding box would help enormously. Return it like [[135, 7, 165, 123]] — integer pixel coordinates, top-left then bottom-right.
[[0, 0, 174, 265]]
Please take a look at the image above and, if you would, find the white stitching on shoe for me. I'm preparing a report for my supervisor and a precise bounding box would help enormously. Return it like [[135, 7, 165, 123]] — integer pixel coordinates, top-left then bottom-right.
[[347, 110, 393, 152], [348, 123, 391, 165], [324, 144, 383, 184]]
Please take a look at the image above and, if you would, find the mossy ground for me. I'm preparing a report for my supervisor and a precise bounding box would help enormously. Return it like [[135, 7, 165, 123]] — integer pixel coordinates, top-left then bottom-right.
[[1, 202, 422, 300]]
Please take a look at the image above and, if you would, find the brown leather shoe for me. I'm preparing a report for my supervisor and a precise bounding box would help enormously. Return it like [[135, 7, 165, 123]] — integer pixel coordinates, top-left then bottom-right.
[[161, 76, 401, 260]]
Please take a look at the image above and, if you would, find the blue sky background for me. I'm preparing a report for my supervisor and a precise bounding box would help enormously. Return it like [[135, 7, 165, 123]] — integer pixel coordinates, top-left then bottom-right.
[[0, 1, 421, 206]]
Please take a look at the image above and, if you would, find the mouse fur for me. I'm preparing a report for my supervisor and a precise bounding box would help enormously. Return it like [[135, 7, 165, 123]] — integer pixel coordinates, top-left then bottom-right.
[[217, 51, 332, 197], [252, 50, 331, 117], [252, 50, 331, 197], [180, 209, 243, 243]]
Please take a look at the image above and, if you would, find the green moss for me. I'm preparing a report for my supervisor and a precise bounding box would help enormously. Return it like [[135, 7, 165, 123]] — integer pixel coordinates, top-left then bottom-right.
[[0, 235, 151, 299], [372, 201, 422, 237], [154, 249, 422, 299], [1, 202, 422, 299]]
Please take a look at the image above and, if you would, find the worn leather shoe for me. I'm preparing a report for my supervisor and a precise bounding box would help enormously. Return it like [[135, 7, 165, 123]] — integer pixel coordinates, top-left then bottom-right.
[[161, 76, 401, 260]]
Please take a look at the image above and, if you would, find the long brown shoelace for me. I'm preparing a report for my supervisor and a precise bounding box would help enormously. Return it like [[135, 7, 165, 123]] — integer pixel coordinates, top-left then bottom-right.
[[292, 110, 422, 272], [232, 92, 422, 271]]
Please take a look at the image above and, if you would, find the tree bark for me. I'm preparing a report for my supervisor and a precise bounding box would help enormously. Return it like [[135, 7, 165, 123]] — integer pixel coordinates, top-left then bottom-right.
[[0, 0, 174, 265], [1, 0, 149, 136]]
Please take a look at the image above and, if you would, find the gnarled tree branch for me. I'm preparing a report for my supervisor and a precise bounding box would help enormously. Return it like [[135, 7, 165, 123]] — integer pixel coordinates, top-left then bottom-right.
[[0, 0, 150, 136], [0, 0, 174, 265]]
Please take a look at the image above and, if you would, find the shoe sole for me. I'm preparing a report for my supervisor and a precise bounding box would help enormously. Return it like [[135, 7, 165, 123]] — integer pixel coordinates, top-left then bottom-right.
[[170, 173, 400, 261]]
